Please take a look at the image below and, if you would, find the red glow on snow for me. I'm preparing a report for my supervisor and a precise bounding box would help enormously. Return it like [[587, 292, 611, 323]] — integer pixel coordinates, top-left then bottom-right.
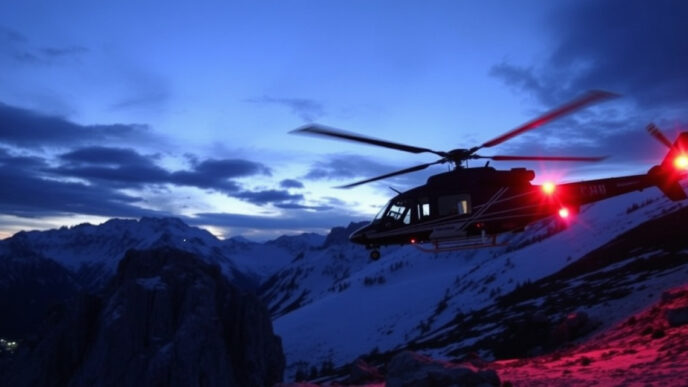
[[542, 182, 556, 195], [674, 154, 688, 170], [558, 207, 570, 219]]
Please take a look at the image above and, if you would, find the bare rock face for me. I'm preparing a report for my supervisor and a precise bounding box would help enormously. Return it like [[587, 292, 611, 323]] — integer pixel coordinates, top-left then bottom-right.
[[386, 351, 499, 387], [349, 358, 383, 384], [5, 247, 284, 387], [666, 306, 688, 327]]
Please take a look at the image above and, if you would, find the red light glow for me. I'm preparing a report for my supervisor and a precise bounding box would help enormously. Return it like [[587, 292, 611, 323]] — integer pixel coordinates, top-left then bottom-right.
[[675, 154, 688, 170], [542, 182, 556, 195], [410, 238, 416, 244], [558, 207, 570, 219]]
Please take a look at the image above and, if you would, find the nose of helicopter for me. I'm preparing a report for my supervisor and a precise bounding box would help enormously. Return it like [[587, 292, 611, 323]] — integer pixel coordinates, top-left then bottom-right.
[[349, 224, 370, 245]]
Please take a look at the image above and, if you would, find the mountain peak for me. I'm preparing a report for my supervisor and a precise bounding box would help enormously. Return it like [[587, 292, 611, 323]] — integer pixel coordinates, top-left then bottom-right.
[[323, 221, 368, 247]]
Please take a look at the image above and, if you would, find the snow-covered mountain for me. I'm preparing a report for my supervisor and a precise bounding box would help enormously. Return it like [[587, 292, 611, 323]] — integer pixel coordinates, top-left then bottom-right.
[[0, 217, 233, 289], [259, 184, 688, 379], [0, 217, 320, 291], [223, 233, 324, 281]]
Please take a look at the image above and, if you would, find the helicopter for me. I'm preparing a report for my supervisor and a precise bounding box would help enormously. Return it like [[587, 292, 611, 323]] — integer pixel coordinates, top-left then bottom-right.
[[292, 90, 688, 260]]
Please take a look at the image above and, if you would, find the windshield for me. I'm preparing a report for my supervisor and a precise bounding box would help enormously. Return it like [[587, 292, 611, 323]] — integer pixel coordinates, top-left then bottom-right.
[[374, 199, 412, 225], [373, 201, 390, 221]]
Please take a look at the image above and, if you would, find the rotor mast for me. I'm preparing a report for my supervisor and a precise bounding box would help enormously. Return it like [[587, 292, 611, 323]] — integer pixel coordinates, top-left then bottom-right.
[[291, 90, 618, 188]]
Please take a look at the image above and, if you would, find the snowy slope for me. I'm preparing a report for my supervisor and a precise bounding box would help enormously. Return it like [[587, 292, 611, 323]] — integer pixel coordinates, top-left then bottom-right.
[[267, 184, 688, 378], [224, 233, 325, 281]]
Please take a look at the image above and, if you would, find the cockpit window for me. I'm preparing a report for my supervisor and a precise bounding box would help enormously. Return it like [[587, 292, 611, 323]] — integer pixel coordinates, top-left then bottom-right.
[[387, 202, 408, 222], [373, 204, 388, 221], [374, 199, 412, 225]]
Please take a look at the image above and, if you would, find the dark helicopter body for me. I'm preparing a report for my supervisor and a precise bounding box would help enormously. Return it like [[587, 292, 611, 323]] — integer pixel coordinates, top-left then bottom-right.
[[350, 154, 688, 254], [350, 167, 540, 248], [291, 91, 688, 259]]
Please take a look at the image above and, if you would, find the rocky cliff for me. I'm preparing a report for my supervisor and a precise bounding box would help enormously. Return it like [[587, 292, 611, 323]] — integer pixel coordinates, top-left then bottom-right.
[[3, 247, 284, 387]]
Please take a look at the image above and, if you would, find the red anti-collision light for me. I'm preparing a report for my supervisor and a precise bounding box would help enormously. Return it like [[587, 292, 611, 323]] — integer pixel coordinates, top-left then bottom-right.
[[542, 182, 556, 195], [410, 238, 417, 244], [558, 207, 570, 219], [675, 154, 688, 170]]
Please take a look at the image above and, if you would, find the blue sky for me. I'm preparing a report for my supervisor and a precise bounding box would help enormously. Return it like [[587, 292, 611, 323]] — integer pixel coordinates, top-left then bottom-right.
[[1, 0, 687, 240]]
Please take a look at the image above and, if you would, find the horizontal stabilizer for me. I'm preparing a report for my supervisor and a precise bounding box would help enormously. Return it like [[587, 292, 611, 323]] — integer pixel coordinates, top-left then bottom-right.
[[658, 180, 687, 201]]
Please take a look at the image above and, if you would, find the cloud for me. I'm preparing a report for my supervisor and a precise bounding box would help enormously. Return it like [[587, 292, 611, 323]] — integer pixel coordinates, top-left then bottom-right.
[[246, 95, 325, 121], [60, 146, 156, 166], [0, 101, 153, 149], [279, 178, 304, 189], [109, 69, 170, 112], [491, 0, 688, 108], [2, 143, 307, 220], [234, 189, 303, 205], [0, 150, 165, 218], [40, 46, 89, 58], [193, 158, 271, 178], [486, 1, 688, 174], [0, 26, 88, 64], [51, 146, 271, 194], [110, 91, 169, 111], [304, 154, 392, 180], [303, 153, 436, 190], [0, 26, 26, 43], [274, 203, 333, 211]]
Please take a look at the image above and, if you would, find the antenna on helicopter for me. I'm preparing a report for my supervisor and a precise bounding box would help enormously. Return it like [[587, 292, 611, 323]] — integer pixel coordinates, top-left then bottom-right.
[[388, 186, 402, 194]]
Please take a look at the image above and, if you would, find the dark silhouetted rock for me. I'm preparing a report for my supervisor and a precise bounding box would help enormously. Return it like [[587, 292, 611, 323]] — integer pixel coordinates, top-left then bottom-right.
[[3, 247, 284, 387], [666, 306, 688, 327], [0, 252, 80, 339], [386, 351, 499, 387], [550, 311, 594, 346], [349, 358, 383, 384], [662, 289, 687, 303], [322, 222, 368, 248]]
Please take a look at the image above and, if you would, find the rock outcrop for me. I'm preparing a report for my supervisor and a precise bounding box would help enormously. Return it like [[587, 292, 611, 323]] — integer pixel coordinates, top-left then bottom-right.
[[386, 351, 500, 387], [0, 251, 80, 339], [348, 358, 383, 384], [322, 222, 368, 248], [4, 247, 284, 387]]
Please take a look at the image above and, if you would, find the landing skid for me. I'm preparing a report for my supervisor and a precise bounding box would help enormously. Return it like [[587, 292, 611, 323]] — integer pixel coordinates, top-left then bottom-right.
[[412, 234, 506, 253]]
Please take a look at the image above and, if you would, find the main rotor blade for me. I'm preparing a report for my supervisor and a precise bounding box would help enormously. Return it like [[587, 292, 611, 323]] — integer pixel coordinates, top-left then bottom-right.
[[291, 124, 444, 156], [480, 155, 607, 162], [336, 160, 443, 189], [478, 90, 619, 149], [647, 123, 673, 149]]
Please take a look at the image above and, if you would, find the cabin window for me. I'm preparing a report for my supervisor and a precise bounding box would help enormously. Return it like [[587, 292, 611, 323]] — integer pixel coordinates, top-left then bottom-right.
[[416, 198, 430, 221], [403, 210, 411, 225], [438, 194, 471, 216]]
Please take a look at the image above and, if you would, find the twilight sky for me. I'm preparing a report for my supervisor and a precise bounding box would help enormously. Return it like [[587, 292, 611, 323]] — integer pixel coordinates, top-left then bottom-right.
[[1, 0, 687, 240]]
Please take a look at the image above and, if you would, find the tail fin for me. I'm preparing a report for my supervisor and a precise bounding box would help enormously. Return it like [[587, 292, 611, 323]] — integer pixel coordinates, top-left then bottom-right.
[[651, 132, 688, 201]]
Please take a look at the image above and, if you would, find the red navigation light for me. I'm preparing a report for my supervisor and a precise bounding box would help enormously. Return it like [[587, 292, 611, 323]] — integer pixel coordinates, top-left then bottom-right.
[[410, 238, 417, 244], [542, 182, 556, 195], [674, 154, 688, 170], [558, 207, 570, 219]]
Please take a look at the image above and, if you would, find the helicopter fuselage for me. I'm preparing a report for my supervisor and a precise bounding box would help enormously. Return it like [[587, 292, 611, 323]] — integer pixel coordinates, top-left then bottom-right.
[[350, 156, 687, 252]]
